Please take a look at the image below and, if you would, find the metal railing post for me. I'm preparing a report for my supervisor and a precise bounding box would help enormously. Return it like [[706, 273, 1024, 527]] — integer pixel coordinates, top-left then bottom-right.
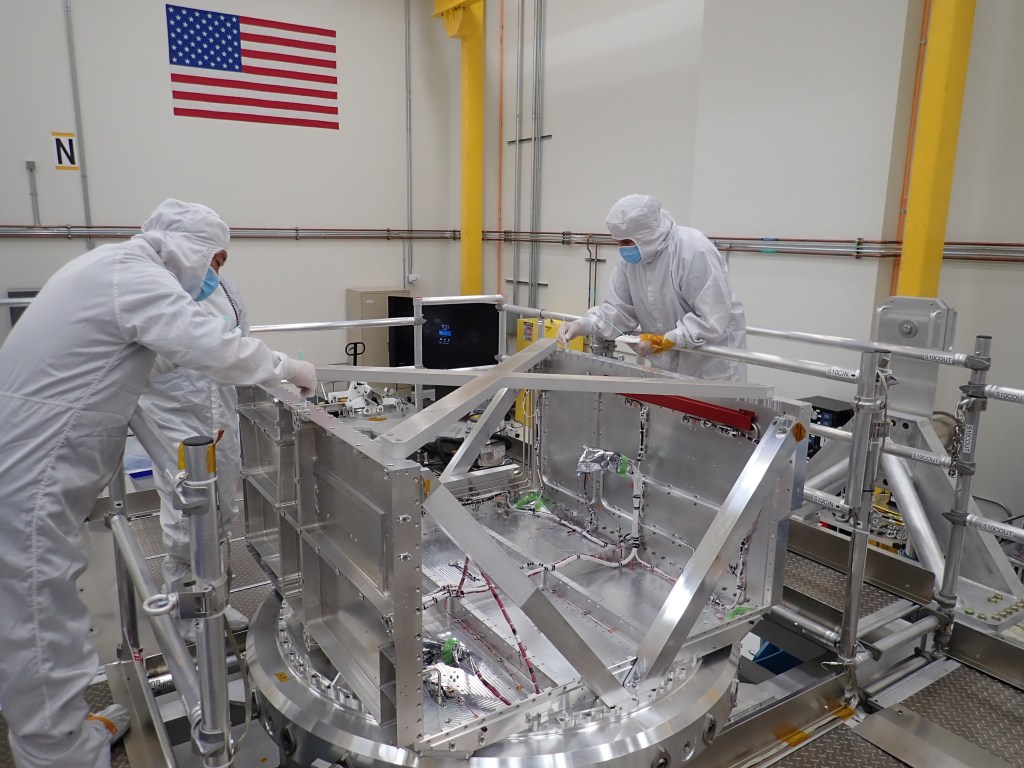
[[181, 436, 233, 766], [106, 450, 140, 661], [935, 335, 992, 651], [413, 296, 425, 409], [497, 295, 508, 362], [837, 351, 889, 704]]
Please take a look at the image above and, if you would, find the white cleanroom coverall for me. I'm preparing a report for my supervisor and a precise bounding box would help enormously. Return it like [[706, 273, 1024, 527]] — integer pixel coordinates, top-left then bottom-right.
[[578, 194, 747, 381], [129, 274, 249, 623], [0, 199, 310, 768]]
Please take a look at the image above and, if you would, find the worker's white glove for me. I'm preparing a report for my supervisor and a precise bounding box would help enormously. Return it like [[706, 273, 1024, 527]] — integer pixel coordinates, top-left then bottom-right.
[[556, 318, 591, 345], [287, 360, 317, 397]]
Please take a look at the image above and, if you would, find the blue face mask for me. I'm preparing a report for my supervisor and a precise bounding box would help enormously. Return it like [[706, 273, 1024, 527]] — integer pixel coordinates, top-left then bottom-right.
[[619, 244, 642, 264], [195, 267, 220, 301]]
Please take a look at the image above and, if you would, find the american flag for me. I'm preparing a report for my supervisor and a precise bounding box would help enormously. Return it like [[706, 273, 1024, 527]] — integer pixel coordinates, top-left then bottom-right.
[[166, 4, 339, 130]]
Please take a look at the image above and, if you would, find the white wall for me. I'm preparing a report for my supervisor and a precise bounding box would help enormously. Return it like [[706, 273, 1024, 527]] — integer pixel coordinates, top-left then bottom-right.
[[482, 0, 917, 401], [5, 1, 1024, 511], [482, 0, 706, 310], [0, 0, 458, 364], [936, 0, 1024, 512], [477, 1, 1024, 511], [690, 0, 920, 401]]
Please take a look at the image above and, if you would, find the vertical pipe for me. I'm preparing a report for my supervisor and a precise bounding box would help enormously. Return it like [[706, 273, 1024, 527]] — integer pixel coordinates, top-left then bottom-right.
[[838, 351, 887, 704], [936, 335, 991, 649], [527, 0, 547, 307], [413, 296, 425, 409], [403, 0, 414, 287], [495, 0, 506, 295], [512, 0, 526, 305], [106, 451, 140, 660], [497, 297, 508, 361], [25, 161, 41, 226], [62, 0, 94, 249], [182, 437, 232, 766]]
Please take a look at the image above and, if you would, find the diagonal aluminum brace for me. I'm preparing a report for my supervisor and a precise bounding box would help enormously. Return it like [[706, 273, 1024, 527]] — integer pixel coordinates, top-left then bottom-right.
[[314, 367, 773, 399], [423, 484, 632, 708], [439, 387, 519, 481], [379, 340, 558, 459], [630, 417, 804, 684]]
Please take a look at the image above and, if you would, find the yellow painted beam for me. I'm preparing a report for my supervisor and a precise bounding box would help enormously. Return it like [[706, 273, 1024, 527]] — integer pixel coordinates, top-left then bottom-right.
[[459, 7, 485, 295], [896, 0, 976, 297], [433, 0, 484, 19], [435, 0, 485, 295]]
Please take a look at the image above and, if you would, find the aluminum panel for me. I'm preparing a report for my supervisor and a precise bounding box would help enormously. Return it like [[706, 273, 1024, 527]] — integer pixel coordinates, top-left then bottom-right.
[[300, 537, 391, 725], [631, 417, 803, 681], [311, 464, 389, 591], [242, 478, 281, 568], [246, 382, 424, 745], [239, 417, 293, 505]]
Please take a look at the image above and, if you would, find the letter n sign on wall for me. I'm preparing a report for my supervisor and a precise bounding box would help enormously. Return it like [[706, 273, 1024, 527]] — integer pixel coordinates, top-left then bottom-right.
[[52, 132, 79, 170]]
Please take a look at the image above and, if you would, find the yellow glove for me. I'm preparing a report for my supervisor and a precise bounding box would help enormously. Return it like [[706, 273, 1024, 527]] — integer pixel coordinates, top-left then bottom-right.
[[639, 333, 677, 355]]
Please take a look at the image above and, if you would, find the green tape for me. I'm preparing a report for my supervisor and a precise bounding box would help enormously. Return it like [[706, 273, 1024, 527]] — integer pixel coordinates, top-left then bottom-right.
[[727, 606, 752, 620], [514, 491, 542, 509], [442, 637, 458, 666]]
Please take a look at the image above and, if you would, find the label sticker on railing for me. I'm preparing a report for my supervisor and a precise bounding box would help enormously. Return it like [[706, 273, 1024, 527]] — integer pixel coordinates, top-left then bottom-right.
[[826, 367, 858, 380], [993, 389, 1024, 404], [807, 492, 843, 511]]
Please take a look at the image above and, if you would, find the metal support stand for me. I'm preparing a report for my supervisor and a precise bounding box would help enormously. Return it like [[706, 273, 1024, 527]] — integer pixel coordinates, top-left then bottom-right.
[[181, 436, 234, 766], [935, 335, 992, 651], [413, 296, 425, 409], [106, 451, 140, 661], [838, 351, 890, 705]]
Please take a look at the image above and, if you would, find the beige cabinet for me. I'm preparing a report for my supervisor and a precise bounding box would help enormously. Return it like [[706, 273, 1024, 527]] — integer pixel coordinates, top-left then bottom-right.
[[345, 288, 410, 367]]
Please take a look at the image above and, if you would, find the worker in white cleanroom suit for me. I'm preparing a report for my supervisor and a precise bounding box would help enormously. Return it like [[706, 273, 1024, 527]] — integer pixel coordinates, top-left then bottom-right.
[[0, 199, 317, 768], [129, 247, 251, 642], [557, 194, 747, 381]]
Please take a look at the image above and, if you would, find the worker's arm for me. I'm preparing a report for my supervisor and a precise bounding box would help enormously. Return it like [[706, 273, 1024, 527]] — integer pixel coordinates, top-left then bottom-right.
[[670, 242, 734, 348], [114, 254, 295, 387], [583, 264, 640, 339]]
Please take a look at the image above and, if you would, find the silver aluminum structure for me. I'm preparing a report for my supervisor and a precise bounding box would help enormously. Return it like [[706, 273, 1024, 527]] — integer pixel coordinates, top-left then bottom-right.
[[97, 294, 1024, 767], [236, 328, 809, 766]]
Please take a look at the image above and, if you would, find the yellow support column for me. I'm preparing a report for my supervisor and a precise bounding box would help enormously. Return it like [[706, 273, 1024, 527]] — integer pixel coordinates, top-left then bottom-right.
[[435, 0, 485, 295], [896, 0, 976, 297]]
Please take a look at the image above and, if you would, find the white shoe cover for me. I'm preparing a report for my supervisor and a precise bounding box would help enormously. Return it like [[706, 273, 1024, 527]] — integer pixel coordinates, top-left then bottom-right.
[[87, 703, 131, 745]]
